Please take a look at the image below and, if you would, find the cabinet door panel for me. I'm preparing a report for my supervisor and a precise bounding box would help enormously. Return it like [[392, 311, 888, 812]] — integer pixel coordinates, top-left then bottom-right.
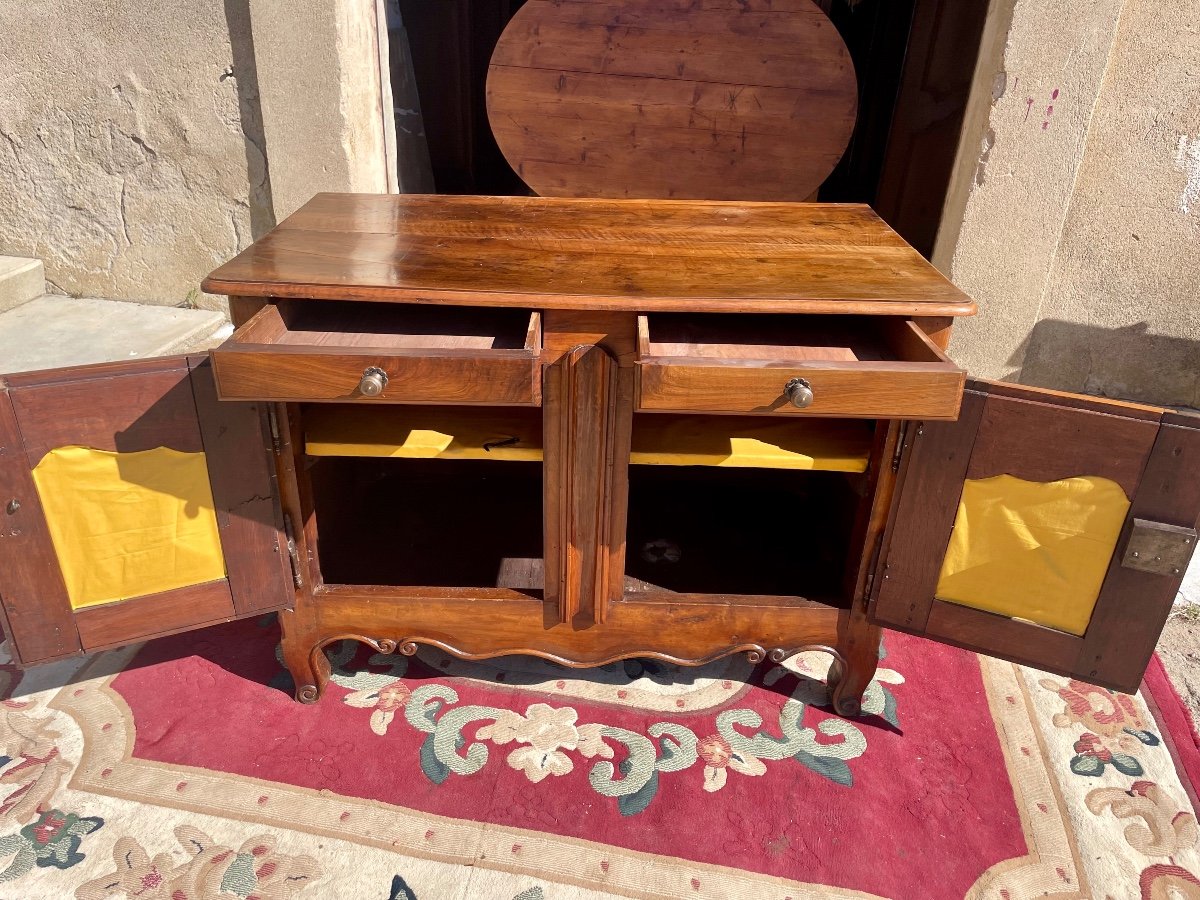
[[0, 356, 292, 666], [0, 394, 81, 661], [872, 382, 1199, 693]]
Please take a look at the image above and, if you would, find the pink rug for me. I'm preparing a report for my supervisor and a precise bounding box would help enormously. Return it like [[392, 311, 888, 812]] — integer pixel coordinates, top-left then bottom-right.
[[0, 615, 1197, 898]]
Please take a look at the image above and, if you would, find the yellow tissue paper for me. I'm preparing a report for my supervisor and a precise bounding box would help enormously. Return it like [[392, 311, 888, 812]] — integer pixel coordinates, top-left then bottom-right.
[[304, 405, 872, 473], [936, 474, 1130, 636], [32, 446, 226, 610]]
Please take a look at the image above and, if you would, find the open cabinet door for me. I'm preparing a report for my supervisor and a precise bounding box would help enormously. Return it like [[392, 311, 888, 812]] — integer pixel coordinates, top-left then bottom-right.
[[0, 355, 294, 666], [871, 381, 1200, 694]]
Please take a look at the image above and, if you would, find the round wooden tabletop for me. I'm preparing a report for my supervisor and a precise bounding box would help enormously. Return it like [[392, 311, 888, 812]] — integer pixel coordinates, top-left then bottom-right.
[[486, 0, 859, 202]]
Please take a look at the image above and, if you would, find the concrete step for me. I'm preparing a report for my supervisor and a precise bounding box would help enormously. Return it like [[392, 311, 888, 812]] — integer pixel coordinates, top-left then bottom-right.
[[0, 296, 228, 375], [0, 257, 46, 312]]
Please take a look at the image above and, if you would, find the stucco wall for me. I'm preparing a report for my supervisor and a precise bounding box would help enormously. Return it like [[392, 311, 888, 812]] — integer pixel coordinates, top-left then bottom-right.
[[0, 0, 392, 310], [0, 0, 270, 309], [248, 0, 394, 221], [942, 0, 1200, 408]]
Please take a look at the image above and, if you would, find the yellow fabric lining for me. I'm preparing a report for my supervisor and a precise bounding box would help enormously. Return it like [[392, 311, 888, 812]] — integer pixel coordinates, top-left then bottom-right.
[[631, 415, 870, 472], [303, 407, 871, 473], [32, 446, 226, 610], [935, 474, 1130, 636], [305, 407, 544, 462]]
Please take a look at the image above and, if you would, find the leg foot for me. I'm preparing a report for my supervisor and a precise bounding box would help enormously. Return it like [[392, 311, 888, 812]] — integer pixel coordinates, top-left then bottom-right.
[[830, 608, 882, 718], [279, 609, 330, 703]]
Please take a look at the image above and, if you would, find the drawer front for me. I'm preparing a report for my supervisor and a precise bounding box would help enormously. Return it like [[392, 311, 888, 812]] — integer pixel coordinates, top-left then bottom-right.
[[637, 361, 965, 419], [213, 349, 541, 405]]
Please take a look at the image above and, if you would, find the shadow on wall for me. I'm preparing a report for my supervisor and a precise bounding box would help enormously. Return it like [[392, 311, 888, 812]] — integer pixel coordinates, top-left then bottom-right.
[[1005, 320, 1200, 410], [223, 0, 275, 239]]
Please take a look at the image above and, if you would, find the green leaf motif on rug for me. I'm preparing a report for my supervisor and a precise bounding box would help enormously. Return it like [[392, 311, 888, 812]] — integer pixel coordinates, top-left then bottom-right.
[[219, 851, 259, 896], [618, 767, 660, 817], [1110, 754, 1146, 777], [879, 686, 901, 730], [1124, 727, 1161, 747], [793, 749, 854, 786], [1069, 752, 1145, 778], [419, 734, 450, 785], [1070, 753, 1107, 777], [377, 670, 882, 813], [321, 646, 902, 815], [0, 809, 103, 883]]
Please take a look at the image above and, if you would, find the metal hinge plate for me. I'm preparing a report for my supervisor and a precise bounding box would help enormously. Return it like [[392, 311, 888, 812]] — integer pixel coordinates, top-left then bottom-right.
[[892, 422, 921, 472], [266, 405, 282, 454], [282, 513, 304, 588], [1120, 518, 1197, 577]]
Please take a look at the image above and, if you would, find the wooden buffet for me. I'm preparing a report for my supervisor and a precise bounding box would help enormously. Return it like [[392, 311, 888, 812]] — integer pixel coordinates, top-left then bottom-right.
[[1, 193, 1196, 714]]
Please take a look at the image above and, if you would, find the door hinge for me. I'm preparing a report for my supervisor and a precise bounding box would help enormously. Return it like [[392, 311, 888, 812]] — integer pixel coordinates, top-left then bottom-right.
[[282, 513, 303, 588], [266, 405, 282, 454], [1121, 518, 1197, 577], [891, 422, 918, 472], [862, 530, 888, 610]]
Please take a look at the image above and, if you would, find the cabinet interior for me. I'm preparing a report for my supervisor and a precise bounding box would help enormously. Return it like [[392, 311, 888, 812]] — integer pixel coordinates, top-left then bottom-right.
[[309, 454, 545, 591], [237, 299, 539, 351], [301, 404, 870, 606], [639, 312, 947, 364], [623, 460, 862, 605]]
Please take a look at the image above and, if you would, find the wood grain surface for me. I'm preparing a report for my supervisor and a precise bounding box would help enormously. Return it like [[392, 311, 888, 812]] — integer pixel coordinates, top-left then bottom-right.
[[1077, 416, 1200, 693], [213, 304, 542, 406], [201, 193, 976, 317], [188, 357, 294, 617], [486, 0, 857, 201], [8, 361, 204, 465], [870, 392, 986, 632], [73, 580, 235, 653], [0, 390, 81, 664], [0, 356, 290, 664], [543, 344, 628, 625], [871, 379, 1200, 694], [635, 313, 965, 418]]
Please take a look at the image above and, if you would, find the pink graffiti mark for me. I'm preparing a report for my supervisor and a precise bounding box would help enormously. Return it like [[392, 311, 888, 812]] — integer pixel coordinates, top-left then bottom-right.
[[1042, 88, 1060, 130]]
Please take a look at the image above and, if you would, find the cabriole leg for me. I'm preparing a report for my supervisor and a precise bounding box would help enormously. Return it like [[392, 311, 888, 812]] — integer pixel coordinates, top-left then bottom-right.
[[278, 608, 330, 704], [828, 607, 882, 717]]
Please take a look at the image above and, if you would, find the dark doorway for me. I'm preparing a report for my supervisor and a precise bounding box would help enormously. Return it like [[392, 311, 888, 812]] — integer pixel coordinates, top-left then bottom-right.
[[383, 0, 991, 258]]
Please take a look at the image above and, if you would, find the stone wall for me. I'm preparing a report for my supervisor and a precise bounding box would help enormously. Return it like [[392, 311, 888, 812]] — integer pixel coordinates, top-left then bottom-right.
[[941, 0, 1200, 409], [0, 0, 392, 310]]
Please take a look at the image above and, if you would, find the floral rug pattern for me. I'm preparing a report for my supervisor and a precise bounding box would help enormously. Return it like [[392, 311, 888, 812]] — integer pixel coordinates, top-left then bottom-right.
[[0, 615, 1191, 898], [327, 641, 902, 813]]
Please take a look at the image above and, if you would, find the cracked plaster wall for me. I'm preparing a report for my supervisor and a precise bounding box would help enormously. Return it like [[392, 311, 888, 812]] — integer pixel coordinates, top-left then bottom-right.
[[247, 0, 391, 221], [0, 0, 271, 310], [944, 0, 1200, 408]]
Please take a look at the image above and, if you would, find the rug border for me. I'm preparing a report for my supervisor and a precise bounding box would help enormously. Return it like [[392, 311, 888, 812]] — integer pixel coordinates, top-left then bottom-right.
[[51, 648, 891, 900], [1142, 652, 1200, 810]]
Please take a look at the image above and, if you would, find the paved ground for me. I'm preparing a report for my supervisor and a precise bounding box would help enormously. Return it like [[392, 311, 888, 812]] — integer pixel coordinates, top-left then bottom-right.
[[0, 289, 1196, 725], [0, 295, 226, 373], [1158, 560, 1200, 725]]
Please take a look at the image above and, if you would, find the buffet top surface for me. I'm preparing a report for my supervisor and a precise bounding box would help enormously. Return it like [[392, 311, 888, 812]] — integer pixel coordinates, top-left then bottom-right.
[[202, 193, 975, 317]]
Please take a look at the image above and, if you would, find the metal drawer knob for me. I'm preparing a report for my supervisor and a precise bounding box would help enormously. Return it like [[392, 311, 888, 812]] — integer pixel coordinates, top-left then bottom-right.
[[784, 377, 814, 408], [358, 367, 388, 397]]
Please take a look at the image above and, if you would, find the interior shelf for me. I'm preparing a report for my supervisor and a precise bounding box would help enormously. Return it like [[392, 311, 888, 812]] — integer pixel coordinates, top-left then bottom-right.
[[624, 465, 860, 599], [630, 414, 871, 472], [309, 456, 544, 589], [305, 405, 543, 462], [304, 406, 873, 472]]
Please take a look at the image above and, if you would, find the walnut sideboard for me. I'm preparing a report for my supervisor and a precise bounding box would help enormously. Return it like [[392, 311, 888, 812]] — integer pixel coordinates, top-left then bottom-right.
[[1, 193, 1196, 715]]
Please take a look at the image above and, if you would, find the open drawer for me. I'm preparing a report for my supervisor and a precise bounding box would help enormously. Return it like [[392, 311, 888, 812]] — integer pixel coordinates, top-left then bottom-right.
[[212, 300, 542, 405], [636, 314, 965, 419]]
